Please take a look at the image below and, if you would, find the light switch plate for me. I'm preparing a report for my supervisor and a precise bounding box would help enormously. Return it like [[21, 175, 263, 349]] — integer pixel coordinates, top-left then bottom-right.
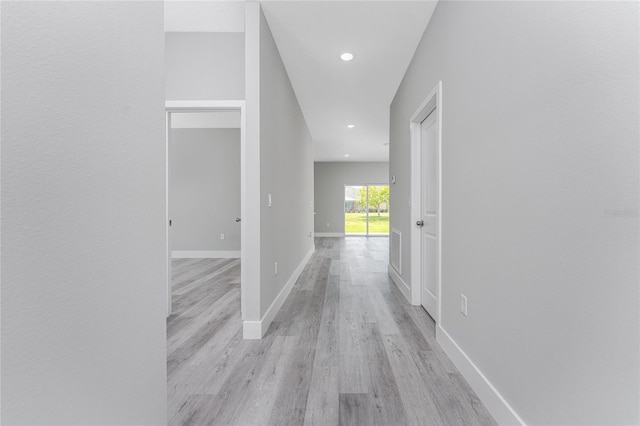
[[460, 294, 468, 316]]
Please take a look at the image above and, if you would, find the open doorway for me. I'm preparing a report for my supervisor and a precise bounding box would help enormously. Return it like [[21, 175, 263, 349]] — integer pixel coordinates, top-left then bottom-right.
[[165, 101, 246, 319], [169, 111, 241, 258], [344, 184, 390, 236]]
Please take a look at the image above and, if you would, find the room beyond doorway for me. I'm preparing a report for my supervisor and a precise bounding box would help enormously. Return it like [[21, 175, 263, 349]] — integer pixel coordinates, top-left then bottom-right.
[[344, 185, 390, 236], [165, 100, 247, 320]]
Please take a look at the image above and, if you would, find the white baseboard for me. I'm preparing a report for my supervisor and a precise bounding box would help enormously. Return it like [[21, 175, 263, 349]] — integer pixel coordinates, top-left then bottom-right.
[[388, 264, 411, 303], [172, 250, 240, 259], [243, 245, 315, 339], [437, 325, 525, 426], [242, 321, 262, 339]]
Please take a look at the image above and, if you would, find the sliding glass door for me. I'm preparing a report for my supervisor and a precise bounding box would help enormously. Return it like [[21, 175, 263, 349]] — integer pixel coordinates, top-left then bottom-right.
[[345, 185, 389, 236]]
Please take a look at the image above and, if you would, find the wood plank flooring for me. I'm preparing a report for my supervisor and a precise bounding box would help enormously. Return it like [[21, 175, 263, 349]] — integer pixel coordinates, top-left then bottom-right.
[[168, 238, 496, 426]]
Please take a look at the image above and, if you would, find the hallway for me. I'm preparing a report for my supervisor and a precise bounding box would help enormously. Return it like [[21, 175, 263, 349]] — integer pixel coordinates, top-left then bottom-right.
[[168, 238, 496, 425]]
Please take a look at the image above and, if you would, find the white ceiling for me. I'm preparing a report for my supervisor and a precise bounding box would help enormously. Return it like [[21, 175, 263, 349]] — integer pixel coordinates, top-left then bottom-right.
[[164, 0, 438, 162], [261, 1, 437, 162]]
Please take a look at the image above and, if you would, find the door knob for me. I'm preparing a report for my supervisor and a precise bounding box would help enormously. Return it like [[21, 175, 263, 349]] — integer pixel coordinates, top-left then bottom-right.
[[235, 217, 241, 222], [416, 220, 424, 227]]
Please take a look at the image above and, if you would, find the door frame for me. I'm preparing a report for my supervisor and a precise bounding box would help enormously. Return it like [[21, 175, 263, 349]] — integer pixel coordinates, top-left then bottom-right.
[[165, 100, 246, 319], [410, 82, 442, 322]]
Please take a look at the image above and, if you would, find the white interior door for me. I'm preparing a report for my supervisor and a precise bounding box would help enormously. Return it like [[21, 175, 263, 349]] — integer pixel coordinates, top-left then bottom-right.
[[420, 109, 438, 319]]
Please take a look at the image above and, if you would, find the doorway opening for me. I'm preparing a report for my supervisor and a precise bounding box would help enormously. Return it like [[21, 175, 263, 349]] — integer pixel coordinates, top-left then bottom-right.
[[344, 184, 390, 236], [165, 101, 246, 319]]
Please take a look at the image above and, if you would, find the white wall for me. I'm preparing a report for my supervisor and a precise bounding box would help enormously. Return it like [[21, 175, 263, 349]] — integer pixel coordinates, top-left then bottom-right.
[[314, 162, 389, 234], [1, 1, 167, 424], [170, 128, 241, 253], [242, 3, 315, 336], [164, 1, 245, 33], [165, 32, 245, 101], [243, 3, 262, 327], [390, 2, 639, 425], [258, 7, 315, 318]]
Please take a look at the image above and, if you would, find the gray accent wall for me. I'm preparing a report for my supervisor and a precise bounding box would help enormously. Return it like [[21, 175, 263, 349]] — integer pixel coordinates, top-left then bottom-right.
[[314, 162, 389, 234], [390, 2, 638, 424], [171, 128, 241, 252], [165, 32, 245, 100], [2, 1, 167, 423], [258, 8, 315, 317]]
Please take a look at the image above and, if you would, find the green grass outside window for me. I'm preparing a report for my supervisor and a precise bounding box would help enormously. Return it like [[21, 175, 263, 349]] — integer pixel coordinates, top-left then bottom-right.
[[345, 212, 389, 234]]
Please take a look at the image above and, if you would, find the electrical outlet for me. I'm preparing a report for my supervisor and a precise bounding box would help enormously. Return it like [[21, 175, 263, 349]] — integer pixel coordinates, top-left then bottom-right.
[[268, 193, 272, 207], [220, 233, 225, 240], [326, 222, 330, 227], [274, 262, 278, 275], [308, 232, 313, 237], [460, 294, 468, 316]]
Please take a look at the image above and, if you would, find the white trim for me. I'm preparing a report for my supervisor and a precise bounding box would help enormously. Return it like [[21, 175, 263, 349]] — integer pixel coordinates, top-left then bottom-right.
[[243, 245, 315, 339], [165, 100, 248, 320], [410, 116, 421, 306], [166, 111, 172, 317], [171, 251, 241, 259], [437, 325, 526, 426], [388, 264, 411, 302], [410, 81, 443, 313], [239, 99, 248, 321], [315, 232, 345, 237], [165, 100, 245, 110], [242, 321, 262, 339]]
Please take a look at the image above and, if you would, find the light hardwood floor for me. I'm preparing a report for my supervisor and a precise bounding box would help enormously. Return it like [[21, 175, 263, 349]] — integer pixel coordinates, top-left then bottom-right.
[[168, 237, 496, 426]]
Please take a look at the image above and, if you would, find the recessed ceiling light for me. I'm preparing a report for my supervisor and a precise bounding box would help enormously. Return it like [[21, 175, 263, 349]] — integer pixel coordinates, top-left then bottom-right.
[[347, 124, 355, 129], [339, 52, 355, 62], [344, 154, 349, 157]]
